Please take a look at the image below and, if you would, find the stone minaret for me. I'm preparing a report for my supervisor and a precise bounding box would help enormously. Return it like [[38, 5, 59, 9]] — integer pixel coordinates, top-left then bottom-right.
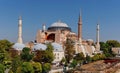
[[42, 24, 46, 32], [96, 24, 100, 51], [17, 16, 23, 44], [78, 10, 82, 44]]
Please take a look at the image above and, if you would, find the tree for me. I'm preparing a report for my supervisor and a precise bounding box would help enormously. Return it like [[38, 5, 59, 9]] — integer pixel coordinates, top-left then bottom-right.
[[43, 43, 54, 63], [8, 69, 13, 73], [0, 64, 5, 73], [33, 50, 45, 63], [65, 39, 75, 63], [100, 41, 117, 57], [16, 67, 22, 73], [0, 53, 5, 63], [42, 63, 51, 73], [85, 55, 92, 63], [70, 59, 77, 68], [106, 40, 120, 48], [11, 56, 22, 73], [32, 62, 42, 73], [0, 39, 13, 52], [74, 53, 85, 61], [0, 39, 13, 64], [92, 54, 106, 61], [21, 47, 34, 62], [74, 53, 85, 65], [60, 57, 66, 65], [21, 62, 34, 73], [10, 49, 19, 58]]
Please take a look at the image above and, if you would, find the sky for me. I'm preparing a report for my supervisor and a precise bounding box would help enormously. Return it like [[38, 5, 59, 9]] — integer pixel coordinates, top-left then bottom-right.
[[0, 0, 120, 43]]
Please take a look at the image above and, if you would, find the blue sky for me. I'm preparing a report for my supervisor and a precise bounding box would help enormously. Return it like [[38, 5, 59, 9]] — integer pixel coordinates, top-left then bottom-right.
[[0, 0, 120, 43]]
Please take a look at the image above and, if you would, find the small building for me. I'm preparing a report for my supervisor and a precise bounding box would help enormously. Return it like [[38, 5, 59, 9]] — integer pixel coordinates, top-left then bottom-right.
[[112, 47, 120, 55]]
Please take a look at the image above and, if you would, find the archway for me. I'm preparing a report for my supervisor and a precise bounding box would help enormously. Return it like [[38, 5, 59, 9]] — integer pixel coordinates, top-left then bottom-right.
[[47, 33, 55, 42]]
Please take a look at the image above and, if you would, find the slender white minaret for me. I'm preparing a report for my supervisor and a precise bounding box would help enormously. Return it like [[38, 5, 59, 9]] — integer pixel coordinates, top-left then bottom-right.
[[96, 24, 100, 51], [78, 10, 82, 44], [17, 16, 23, 44], [42, 24, 46, 32]]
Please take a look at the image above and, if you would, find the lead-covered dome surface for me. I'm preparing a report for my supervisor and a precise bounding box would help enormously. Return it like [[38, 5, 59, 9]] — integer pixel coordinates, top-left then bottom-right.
[[48, 20, 71, 31], [51, 42, 64, 52], [33, 43, 47, 51], [51, 20, 68, 27], [13, 43, 25, 50]]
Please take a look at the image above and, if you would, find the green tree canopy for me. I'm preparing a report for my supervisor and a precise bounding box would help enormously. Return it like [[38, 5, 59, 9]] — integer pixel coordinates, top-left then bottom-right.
[[32, 62, 42, 73], [74, 53, 85, 61], [0, 39, 13, 52], [11, 56, 22, 73], [65, 39, 75, 63], [42, 63, 51, 73], [100, 40, 118, 57], [33, 43, 54, 63], [21, 62, 34, 73], [70, 59, 77, 68], [43, 43, 54, 63], [33, 50, 45, 62], [0, 39, 13, 63], [21, 47, 34, 62], [106, 40, 120, 48], [0, 64, 5, 73]]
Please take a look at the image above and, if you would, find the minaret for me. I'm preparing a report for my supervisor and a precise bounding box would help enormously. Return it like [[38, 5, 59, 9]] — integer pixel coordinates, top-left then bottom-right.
[[96, 24, 100, 51], [78, 10, 82, 44], [42, 24, 46, 32], [17, 16, 23, 44]]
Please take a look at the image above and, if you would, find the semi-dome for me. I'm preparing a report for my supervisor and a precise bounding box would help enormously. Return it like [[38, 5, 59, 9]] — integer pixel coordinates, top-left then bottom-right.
[[48, 20, 71, 31], [51, 42, 64, 52], [13, 43, 25, 50], [33, 43, 47, 51]]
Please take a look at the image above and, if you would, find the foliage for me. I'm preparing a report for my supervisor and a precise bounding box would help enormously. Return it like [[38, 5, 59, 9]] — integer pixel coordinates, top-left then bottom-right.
[[65, 39, 75, 63], [0, 64, 5, 73], [60, 57, 66, 65], [3, 60, 12, 69], [21, 47, 34, 62], [0, 39, 13, 64], [33, 43, 54, 63], [100, 40, 118, 57], [85, 55, 92, 63], [70, 59, 77, 68], [92, 54, 106, 61], [32, 62, 42, 73], [11, 56, 22, 73], [10, 49, 19, 58], [21, 62, 34, 73], [74, 53, 85, 61], [8, 69, 13, 73], [42, 63, 51, 73], [106, 40, 120, 48], [16, 66, 22, 73], [0, 39, 13, 52], [43, 43, 54, 63], [33, 50, 45, 62], [0, 53, 5, 63]]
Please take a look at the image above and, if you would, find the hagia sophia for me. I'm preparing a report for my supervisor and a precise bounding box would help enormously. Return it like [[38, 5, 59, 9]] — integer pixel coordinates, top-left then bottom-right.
[[13, 12, 101, 64]]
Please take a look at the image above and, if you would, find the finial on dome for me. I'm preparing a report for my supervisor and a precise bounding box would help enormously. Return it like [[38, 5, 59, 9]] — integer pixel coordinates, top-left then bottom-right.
[[58, 20, 61, 23]]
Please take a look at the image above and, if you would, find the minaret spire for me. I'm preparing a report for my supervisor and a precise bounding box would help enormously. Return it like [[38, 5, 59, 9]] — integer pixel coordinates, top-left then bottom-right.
[[96, 22, 100, 51], [17, 16, 23, 44], [78, 9, 82, 44], [42, 24, 46, 32]]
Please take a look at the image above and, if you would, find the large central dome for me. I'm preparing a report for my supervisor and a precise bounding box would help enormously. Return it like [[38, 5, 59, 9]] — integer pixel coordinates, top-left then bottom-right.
[[51, 20, 68, 27], [48, 20, 71, 31]]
